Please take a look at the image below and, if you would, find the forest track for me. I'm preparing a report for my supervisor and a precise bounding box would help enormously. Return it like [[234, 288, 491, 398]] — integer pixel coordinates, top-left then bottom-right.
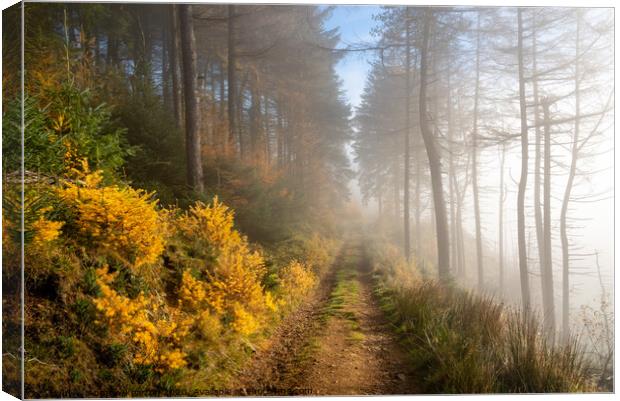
[[231, 238, 418, 395]]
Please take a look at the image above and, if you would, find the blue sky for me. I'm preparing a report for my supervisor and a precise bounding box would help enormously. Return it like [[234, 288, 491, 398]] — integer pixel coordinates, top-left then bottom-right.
[[324, 5, 381, 111]]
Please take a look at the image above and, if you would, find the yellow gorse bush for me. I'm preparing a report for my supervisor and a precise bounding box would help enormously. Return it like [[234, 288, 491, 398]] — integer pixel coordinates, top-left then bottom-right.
[[278, 260, 317, 307], [230, 302, 260, 336], [32, 218, 63, 244], [85, 193, 317, 376], [62, 140, 87, 179], [31, 215, 64, 246], [93, 266, 190, 372], [58, 167, 164, 268], [176, 196, 243, 251], [179, 270, 207, 310], [175, 197, 273, 336]]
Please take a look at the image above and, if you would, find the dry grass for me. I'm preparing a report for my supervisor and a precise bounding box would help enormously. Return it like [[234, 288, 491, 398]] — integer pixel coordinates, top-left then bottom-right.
[[373, 275, 595, 394]]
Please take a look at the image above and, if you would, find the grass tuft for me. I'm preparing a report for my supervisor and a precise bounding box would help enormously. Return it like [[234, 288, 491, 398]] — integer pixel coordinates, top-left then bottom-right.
[[373, 277, 595, 394]]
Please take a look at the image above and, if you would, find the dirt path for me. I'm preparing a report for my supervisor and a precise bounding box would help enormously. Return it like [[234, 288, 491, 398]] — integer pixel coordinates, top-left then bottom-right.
[[231, 240, 418, 395]]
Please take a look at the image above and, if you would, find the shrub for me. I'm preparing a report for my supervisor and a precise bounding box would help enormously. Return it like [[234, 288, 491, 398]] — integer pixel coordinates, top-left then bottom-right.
[[272, 232, 340, 276], [2, 83, 130, 179], [173, 197, 275, 337], [93, 266, 191, 372], [277, 260, 317, 308], [57, 166, 164, 268], [31, 213, 64, 246]]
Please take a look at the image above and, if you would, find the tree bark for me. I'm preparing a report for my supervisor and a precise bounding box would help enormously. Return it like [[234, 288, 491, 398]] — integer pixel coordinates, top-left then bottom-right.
[[516, 8, 531, 313], [403, 6, 412, 262], [219, 59, 226, 118], [169, 4, 182, 129], [561, 10, 581, 343], [237, 73, 247, 159], [179, 4, 204, 192], [250, 74, 262, 162], [542, 99, 556, 340], [498, 142, 506, 295], [263, 95, 271, 168], [415, 146, 421, 256], [393, 158, 400, 220], [447, 68, 458, 277], [419, 9, 450, 281], [276, 105, 284, 168], [227, 4, 237, 153], [162, 25, 170, 109], [532, 15, 545, 293], [472, 13, 484, 290]]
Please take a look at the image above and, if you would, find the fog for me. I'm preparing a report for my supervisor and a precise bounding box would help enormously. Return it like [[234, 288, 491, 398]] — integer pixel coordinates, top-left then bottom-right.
[[330, 6, 613, 337]]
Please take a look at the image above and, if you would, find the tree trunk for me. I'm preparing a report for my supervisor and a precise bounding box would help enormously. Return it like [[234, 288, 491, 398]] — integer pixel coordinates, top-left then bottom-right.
[[169, 4, 182, 129], [419, 10, 450, 281], [447, 69, 458, 277], [263, 95, 271, 168], [208, 62, 217, 148], [455, 175, 467, 277], [516, 8, 531, 313], [403, 6, 412, 262], [498, 142, 506, 295], [532, 16, 545, 295], [250, 75, 261, 162], [472, 13, 484, 290], [276, 106, 284, 168], [227, 4, 237, 153], [162, 25, 170, 109], [542, 99, 556, 340], [219, 59, 226, 118], [561, 10, 581, 343], [179, 4, 204, 193], [414, 147, 421, 256], [237, 73, 247, 159], [393, 158, 400, 220], [454, 95, 467, 277]]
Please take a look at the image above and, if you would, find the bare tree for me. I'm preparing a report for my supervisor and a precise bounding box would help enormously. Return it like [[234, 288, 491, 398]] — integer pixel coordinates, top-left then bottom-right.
[[516, 8, 531, 312], [498, 142, 506, 295], [403, 6, 412, 262], [471, 13, 484, 290], [560, 10, 581, 343], [419, 9, 450, 281], [541, 98, 556, 339]]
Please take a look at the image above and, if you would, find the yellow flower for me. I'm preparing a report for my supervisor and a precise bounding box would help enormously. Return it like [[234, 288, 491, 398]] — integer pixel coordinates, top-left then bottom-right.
[[93, 266, 189, 373], [58, 169, 164, 268], [31, 217, 64, 245], [179, 270, 206, 310], [230, 303, 260, 336], [278, 260, 316, 307]]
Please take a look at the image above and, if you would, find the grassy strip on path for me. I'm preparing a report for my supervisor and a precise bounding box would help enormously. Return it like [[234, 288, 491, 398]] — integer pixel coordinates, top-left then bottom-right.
[[299, 242, 418, 395]]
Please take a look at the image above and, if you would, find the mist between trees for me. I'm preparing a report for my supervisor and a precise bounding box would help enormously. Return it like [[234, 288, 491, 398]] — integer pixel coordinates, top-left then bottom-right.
[[352, 5, 613, 347]]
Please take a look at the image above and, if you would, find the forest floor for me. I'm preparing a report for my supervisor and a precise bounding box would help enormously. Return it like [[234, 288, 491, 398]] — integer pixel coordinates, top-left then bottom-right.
[[231, 239, 419, 395]]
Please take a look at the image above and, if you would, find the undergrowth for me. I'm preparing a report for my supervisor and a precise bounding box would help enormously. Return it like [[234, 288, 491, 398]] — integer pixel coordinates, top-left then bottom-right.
[[2, 163, 340, 398], [367, 236, 595, 394]]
